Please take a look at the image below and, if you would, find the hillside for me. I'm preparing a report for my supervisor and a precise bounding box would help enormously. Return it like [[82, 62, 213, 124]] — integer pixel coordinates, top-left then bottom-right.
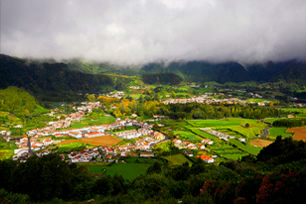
[[141, 60, 306, 84], [0, 87, 47, 115], [142, 72, 183, 85], [0, 55, 114, 101]]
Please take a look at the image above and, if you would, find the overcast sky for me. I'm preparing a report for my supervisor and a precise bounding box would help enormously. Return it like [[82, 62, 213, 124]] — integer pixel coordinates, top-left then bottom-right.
[[1, 0, 306, 65]]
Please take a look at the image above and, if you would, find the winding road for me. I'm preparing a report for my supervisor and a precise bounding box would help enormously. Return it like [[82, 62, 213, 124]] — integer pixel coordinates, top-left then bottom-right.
[[258, 122, 272, 138]]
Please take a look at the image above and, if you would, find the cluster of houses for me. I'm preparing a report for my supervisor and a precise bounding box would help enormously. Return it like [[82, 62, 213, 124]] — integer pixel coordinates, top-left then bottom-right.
[[74, 102, 103, 113], [13, 137, 59, 159], [162, 95, 244, 105], [196, 154, 215, 163], [105, 91, 125, 99], [176, 137, 215, 163], [53, 118, 155, 139], [200, 128, 246, 143], [162, 93, 273, 106], [173, 139, 203, 150], [8, 102, 106, 159], [130, 86, 141, 90], [67, 141, 159, 163], [68, 148, 100, 163], [1, 130, 12, 141]]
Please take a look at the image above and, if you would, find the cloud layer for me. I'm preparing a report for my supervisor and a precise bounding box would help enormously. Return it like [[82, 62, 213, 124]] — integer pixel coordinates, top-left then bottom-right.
[[1, 0, 306, 65]]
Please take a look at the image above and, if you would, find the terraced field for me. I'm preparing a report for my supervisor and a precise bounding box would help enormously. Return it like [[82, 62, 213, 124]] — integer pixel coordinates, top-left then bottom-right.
[[228, 139, 262, 155], [173, 130, 202, 140], [211, 145, 248, 160], [268, 127, 293, 138]]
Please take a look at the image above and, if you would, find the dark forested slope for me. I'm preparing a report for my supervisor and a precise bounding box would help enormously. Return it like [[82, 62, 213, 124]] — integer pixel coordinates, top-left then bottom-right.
[[142, 60, 306, 84], [0, 55, 114, 101]]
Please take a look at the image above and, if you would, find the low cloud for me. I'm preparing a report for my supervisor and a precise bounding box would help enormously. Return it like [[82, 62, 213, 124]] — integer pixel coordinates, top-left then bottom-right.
[[1, 0, 306, 65]]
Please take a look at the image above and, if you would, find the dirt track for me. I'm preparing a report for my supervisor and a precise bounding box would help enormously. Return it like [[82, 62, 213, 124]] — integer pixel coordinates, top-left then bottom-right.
[[249, 138, 273, 147], [59, 136, 121, 146], [286, 127, 306, 140]]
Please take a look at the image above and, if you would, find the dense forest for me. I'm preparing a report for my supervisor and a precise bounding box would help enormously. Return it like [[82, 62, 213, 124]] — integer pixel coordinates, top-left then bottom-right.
[[142, 60, 306, 84], [115, 99, 281, 120], [0, 137, 304, 203], [0, 55, 115, 101], [273, 119, 306, 128], [142, 72, 183, 85]]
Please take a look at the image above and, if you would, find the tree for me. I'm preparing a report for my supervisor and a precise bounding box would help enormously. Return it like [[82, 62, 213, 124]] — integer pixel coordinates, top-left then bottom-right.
[[87, 94, 95, 102], [245, 123, 250, 128]]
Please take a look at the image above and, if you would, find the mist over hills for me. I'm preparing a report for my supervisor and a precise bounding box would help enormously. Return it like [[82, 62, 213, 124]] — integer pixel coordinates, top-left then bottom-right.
[[141, 60, 306, 83], [1, 54, 305, 101]]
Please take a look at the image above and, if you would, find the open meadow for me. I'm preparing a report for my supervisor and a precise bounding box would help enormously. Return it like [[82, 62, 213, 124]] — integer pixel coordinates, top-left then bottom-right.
[[268, 127, 293, 138], [70, 115, 115, 129], [228, 139, 262, 155], [210, 145, 248, 160], [188, 118, 267, 138], [172, 130, 202, 140], [84, 157, 156, 181], [163, 153, 193, 166], [58, 136, 121, 147]]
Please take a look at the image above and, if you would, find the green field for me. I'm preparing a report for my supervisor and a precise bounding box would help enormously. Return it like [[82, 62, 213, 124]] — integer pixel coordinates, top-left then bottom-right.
[[85, 158, 155, 181], [268, 127, 293, 138], [211, 145, 248, 160], [0, 141, 17, 160], [188, 128, 219, 140], [188, 119, 241, 128], [279, 108, 306, 115], [228, 139, 261, 156], [71, 116, 115, 129], [216, 128, 246, 138], [297, 89, 306, 93], [163, 153, 193, 166], [173, 130, 202, 140], [187, 119, 266, 138], [128, 94, 142, 99], [264, 118, 282, 124], [230, 126, 266, 138], [0, 150, 14, 160], [57, 142, 87, 153]]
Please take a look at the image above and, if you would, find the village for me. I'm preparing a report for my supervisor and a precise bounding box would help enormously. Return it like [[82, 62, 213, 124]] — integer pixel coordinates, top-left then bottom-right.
[[3, 98, 225, 164], [0, 86, 276, 165]]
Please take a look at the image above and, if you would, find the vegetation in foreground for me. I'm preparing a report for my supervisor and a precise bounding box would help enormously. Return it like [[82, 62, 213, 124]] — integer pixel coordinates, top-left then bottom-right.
[[0, 137, 305, 203]]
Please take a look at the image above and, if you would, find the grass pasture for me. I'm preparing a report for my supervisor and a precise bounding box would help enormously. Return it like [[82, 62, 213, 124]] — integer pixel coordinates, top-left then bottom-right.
[[0, 141, 18, 160], [268, 127, 293, 138], [71, 116, 115, 129], [173, 130, 202, 140], [229, 139, 262, 156], [188, 118, 267, 139], [188, 128, 218, 140], [85, 158, 155, 181], [279, 108, 306, 117], [211, 145, 248, 160], [57, 142, 86, 153], [187, 119, 241, 128], [0, 150, 14, 160], [163, 153, 193, 166]]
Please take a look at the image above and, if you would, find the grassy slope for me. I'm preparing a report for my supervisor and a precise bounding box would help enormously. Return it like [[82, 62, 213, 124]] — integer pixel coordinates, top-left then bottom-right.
[[268, 127, 293, 138], [228, 139, 262, 155], [163, 153, 193, 166]]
